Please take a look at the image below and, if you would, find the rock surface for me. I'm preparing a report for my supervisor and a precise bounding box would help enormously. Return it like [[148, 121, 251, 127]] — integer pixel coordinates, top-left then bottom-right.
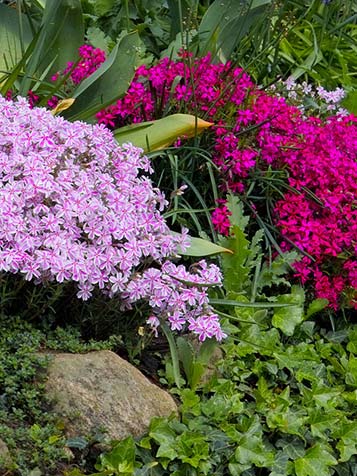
[[0, 438, 12, 468], [43, 350, 177, 441]]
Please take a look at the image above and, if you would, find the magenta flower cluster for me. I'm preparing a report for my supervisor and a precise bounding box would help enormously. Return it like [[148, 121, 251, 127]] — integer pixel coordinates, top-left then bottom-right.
[[5, 45, 106, 110], [47, 44, 106, 109], [96, 53, 357, 310], [0, 96, 224, 341], [96, 53, 253, 127], [52, 44, 106, 86]]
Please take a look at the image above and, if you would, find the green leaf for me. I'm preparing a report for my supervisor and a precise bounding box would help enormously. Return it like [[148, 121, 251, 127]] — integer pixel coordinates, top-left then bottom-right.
[[294, 444, 337, 476], [0, 4, 32, 82], [220, 225, 251, 293], [342, 90, 357, 115], [175, 233, 233, 257], [347, 328, 357, 354], [88, 0, 116, 16], [98, 436, 136, 474], [272, 286, 305, 336], [226, 194, 249, 231], [334, 422, 357, 462], [177, 337, 195, 387], [198, 0, 271, 62], [67, 31, 140, 121], [345, 357, 357, 388], [306, 298, 329, 318], [258, 250, 300, 290], [210, 298, 295, 309], [177, 337, 218, 389], [114, 114, 213, 152], [197, 338, 218, 365], [21, 0, 84, 93], [28, 469, 42, 476], [86, 26, 112, 54], [160, 321, 181, 389], [292, 48, 324, 80]]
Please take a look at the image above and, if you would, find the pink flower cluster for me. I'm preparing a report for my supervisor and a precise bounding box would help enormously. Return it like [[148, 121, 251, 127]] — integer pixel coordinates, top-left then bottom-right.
[[96, 54, 357, 310], [210, 93, 357, 309], [0, 96, 224, 340], [271, 113, 357, 309], [48, 45, 106, 109], [52, 44, 106, 86], [96, 53, 253, 127], [5, 45, 106, 110]]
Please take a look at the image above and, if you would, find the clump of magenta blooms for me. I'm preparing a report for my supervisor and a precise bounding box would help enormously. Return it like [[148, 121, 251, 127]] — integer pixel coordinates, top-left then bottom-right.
[[0, 96, 225, 341], [5, 45, 107, 109], [49, 44, 107, 108], [97, 52, 357, 311], [61, 44, 106, 85]]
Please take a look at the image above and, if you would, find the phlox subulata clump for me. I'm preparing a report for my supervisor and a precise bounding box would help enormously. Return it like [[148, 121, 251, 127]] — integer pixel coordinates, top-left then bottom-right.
[[0, 96, 224, 341]]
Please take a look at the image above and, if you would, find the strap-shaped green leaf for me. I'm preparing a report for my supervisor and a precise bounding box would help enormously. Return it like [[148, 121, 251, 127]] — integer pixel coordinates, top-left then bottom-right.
[[114, 113, 213, 152]]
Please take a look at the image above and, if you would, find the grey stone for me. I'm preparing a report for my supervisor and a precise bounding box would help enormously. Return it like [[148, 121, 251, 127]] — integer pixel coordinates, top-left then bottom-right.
[[43, 350, 177, 441], [0, 438, 12, 469]]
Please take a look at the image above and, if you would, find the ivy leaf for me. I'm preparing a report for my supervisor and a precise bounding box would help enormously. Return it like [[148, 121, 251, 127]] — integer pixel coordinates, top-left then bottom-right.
[[269, 449, 293, 476], [176, 431, 210, 468], [149, 418, 178, 461], [234, 435, 275, 467], [272, 286, 305, 336], [334, 422, 357, 462], [309, 410, 341, 439], [276, 438, 305, 459], [234, 416, 275, 467], [345, 357, 357, 387], [347, 328, 357, 354], [294, 444, 337, 476], [310, 382, 342, 408], [97, 436, 136, 474], [267, 407, 307, 437]]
